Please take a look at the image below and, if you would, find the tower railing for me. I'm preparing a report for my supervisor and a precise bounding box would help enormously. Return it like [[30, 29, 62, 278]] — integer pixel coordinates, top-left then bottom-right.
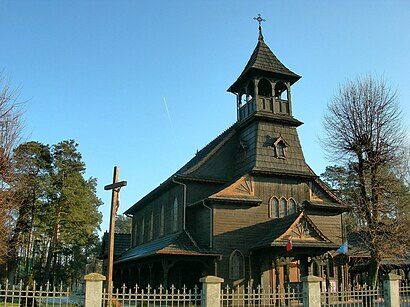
[[239, 97, 290, 121]]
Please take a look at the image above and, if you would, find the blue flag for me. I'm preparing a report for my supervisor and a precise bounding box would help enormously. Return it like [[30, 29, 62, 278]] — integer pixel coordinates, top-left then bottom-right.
[[337, 241, 348, 254]]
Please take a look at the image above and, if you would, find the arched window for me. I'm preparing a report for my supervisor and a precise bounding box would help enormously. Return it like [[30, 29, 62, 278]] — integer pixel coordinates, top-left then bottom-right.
[[274, 81, 288, 100], [229, 250, 244, 280], [172, 197, 178, 232], [288, 198, 297, 215], [258, 78, 272, 97], [279, 197, 287, 218], [270, 197, 279, 218]]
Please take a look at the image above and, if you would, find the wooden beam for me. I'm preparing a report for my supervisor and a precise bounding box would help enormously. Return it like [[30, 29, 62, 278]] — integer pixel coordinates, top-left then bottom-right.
[[104, 181, 127, 191], [105, 166, 126, 306]]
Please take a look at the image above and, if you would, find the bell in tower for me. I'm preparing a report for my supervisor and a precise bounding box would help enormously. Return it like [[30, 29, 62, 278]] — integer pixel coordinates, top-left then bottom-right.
[[227, 15, 301, 122]]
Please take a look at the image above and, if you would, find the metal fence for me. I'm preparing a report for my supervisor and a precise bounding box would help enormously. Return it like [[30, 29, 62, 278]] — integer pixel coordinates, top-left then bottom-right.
[[321, 284, 385, 307], [400, 280, 410, 306], [0, 280, 83, 307], [102, 285, 202, 307], [220, 283, 303, 307]]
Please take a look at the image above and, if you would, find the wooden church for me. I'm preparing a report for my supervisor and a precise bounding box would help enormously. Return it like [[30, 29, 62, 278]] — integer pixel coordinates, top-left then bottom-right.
[[115, 23, 349, 291]]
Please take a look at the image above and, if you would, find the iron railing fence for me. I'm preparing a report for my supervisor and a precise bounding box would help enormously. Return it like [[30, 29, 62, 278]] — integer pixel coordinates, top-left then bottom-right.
[[102, 284, 202, 307], [400, 280, 410, 306], [321, 284, 385, 307], [220, 283, 303, 307], [0, 280, 83, 307]]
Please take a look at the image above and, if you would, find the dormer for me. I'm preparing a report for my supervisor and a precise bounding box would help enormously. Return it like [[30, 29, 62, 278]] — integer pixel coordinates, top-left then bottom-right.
[[228, 25, 301, 122]]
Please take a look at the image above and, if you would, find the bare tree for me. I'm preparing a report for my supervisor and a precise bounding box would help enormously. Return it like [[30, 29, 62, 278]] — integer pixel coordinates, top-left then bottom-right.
[[0, 72, 24, 267], [323, 75, 409, 287]]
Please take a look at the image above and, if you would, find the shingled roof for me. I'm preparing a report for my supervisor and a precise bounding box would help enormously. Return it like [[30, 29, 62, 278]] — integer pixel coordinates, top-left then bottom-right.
[[100, 232, 131, 259], [115, 231, 221, 264], [252, 211, 339, 250], [228, 29, 301, 93], [177, 124, 237, 176]]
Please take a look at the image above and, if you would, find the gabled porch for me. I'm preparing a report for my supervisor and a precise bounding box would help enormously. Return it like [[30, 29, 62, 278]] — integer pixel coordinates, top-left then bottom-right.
[[251, 211, 340, 291]]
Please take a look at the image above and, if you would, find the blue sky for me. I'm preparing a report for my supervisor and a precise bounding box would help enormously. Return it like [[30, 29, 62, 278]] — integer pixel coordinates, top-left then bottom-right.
[[1, 1, 409, 234]]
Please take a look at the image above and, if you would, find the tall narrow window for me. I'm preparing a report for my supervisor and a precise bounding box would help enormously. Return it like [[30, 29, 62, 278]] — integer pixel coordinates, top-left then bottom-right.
[[272, 137, 288, 159], [276, 142, 285, 158], [159, 204, 165, 236], [328, 255, 335, 278], [270, 197, 279, 218], [133, 219, 138, 246], [140, 216, 145, 243], [229, 250, 244, 280], [172, 197, 178, 232], [288, 198, 297, 215], [279, 197, 287, 218], [148, 211, 153, 241]]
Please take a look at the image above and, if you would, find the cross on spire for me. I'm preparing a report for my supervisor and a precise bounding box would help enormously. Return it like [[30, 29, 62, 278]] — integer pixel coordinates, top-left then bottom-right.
[[253, 14, 266, 40], [253, 14, 266, 28]]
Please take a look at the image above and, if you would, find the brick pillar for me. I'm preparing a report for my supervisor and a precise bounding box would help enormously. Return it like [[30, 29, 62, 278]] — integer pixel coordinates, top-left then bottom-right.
[[301, 275, 322, 307], [383, 273, 401, 307], [200, 275, 224, 307], [84, 273, 106, 307]]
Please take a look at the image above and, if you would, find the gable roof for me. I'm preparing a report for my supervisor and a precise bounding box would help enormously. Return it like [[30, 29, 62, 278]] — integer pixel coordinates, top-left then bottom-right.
[[305, 164, 348, 207], [124, 120, 344, 215], [252, 211, 339, 250], [228, 31, 301, 93], [124, 125, 237, 215], [207, 175, 263, 205]]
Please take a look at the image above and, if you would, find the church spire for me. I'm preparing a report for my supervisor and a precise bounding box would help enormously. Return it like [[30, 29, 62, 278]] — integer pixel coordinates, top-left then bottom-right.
[[228, 16, 301, 122]]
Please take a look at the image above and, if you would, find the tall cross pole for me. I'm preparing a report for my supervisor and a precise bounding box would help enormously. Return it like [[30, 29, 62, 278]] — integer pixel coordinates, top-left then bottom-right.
[[104, 166, 127, 304]]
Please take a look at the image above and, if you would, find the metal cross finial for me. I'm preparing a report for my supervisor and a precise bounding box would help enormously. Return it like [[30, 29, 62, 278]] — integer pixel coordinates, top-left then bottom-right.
[[253, 14, 266, 28]]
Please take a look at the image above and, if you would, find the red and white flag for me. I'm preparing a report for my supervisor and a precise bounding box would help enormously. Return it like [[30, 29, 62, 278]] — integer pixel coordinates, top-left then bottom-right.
[[286, 237, 293, 252]]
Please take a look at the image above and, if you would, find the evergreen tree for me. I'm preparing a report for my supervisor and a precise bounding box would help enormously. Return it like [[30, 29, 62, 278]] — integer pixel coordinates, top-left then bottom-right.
[[42, 140, 102, 284], [6, 141, 51, 283], [1, 139, 102, 286]]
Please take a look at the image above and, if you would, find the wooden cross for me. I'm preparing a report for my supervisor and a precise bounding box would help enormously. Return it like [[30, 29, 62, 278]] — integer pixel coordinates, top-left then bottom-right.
[[104, 166, 127, 303]]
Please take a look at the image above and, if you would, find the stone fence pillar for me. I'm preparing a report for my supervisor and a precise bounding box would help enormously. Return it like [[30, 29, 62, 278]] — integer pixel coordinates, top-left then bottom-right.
[[383, 273, 401, 307], [301, 275, 322, 307], [84, 273, 106, 307], [200, 275, 224, 307]]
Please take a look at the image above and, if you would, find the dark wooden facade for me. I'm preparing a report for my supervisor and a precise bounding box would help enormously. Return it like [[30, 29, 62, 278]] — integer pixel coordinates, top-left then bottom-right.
[[116, 27, 348, 290]]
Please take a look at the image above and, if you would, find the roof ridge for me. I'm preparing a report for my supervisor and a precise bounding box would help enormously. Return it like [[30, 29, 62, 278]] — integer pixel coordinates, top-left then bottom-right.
[[178, 123, 237, 175]]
